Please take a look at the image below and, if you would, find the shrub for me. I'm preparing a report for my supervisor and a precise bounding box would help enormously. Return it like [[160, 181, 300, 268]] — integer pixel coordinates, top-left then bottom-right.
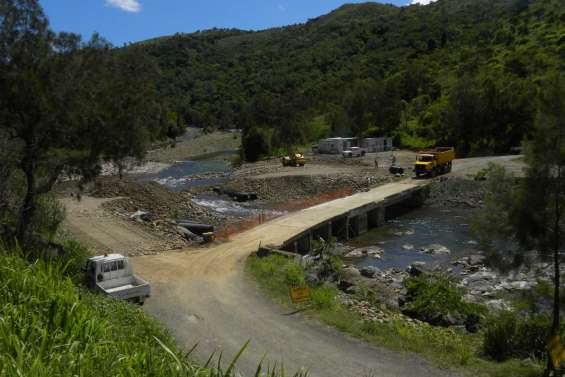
[[285, 262, 306, 287], [311, 285, 338, 310], [483, 311, 550, 362], [402, 273, 483, 325]]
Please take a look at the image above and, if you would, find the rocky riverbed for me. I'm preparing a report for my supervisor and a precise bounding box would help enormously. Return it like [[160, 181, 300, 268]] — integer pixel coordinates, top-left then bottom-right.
[[298, 243, 555, 330]]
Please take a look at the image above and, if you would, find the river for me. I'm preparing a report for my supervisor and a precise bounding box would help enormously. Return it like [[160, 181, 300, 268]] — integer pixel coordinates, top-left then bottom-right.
[[348, 206, 481, 270], [138, 150, 236, 191]]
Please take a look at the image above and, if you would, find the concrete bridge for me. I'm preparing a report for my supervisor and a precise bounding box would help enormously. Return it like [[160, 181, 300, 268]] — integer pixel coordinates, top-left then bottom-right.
[[270, 179, 431, 254]]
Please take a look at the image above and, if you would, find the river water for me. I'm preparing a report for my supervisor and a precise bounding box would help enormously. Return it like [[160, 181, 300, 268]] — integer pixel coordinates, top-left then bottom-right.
[[139, 150, 286, 219], [349, 206, 480, 270], [139, 150, 236, 192]]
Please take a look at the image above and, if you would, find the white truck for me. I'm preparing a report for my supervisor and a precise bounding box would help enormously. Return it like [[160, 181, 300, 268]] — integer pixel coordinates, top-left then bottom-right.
[[342, 146, 367, 158], [84, 254, 150, 305]]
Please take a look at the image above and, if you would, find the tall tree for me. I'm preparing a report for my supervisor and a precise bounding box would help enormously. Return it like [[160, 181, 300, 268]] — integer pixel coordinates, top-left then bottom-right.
[[522, 73, 565, 362], [0, 0, 160, 246], [475, 72, 565, 374]]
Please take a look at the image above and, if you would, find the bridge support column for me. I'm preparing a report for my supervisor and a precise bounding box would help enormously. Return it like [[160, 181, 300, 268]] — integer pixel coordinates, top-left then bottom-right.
[[313, 222, 332, 242], [331, 217, 348, 241], [350, 213, 368, 236], [295, 233, 312, 254], [368, 206, 385, 228], [405, 187, 430, 208]]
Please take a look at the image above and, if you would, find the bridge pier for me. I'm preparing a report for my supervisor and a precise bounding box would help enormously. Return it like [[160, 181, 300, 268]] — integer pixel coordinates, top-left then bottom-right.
[[312, 223, 332, 242], [331, 216, 348, 241], [368, 206, 385, 228]]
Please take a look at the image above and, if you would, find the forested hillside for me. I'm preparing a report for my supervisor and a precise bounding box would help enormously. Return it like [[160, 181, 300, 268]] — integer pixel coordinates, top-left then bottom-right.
[[140, 0, 564, 160]]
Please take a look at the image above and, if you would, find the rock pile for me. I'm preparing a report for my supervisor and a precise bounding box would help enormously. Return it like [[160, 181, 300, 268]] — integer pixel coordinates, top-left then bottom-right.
[[222, 174, 394, 203]]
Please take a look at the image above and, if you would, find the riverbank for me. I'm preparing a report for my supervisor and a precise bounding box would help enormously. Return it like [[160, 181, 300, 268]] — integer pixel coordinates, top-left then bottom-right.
[[146, 129, 241, 164], [246, 253, 540, 377]]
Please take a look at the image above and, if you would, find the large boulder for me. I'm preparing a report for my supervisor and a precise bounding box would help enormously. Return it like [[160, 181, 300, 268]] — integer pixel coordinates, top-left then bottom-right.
[[341, 266, 361, 279], [406, 261, 429, 277], [344, 246, 384, 259], [418, 244, 451, 255], [468, 254, 486, 266], [360, 266, 381, 278]]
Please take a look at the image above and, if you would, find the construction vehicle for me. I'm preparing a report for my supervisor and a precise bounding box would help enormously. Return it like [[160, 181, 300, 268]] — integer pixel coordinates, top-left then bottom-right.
[[84, 254, 150, 305], [282, 153, 306, 167], [414, 147, 455, 178]]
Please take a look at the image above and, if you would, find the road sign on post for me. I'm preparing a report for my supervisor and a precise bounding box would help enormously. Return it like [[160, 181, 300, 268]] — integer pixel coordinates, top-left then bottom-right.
[[289, 287, 311, 304], [549, 335, 565, 369]]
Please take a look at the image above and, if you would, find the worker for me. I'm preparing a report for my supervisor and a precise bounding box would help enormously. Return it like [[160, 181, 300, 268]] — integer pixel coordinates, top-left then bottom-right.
[[374, 157, 379, 168]]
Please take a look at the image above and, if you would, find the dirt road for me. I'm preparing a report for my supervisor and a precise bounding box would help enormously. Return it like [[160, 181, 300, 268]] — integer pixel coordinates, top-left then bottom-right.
[[132, 180, 457, 377], [61, 197, 177, 255]]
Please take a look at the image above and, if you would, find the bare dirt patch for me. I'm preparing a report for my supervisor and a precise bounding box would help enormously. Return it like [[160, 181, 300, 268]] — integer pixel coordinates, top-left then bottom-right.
[[146, 130, 241, 163]]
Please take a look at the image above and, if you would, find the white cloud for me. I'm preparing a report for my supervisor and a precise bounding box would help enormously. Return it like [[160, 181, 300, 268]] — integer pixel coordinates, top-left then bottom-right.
[[410, 0, 438, 5], [105, 0, 142, 13], [277, 4, 286, 12]]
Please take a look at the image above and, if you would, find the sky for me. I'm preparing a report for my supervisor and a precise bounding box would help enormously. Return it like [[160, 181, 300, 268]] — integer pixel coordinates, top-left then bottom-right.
[[39, 0, 436, 46]]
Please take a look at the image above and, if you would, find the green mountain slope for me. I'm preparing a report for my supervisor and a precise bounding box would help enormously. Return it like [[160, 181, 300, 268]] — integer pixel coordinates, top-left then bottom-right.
[[140, 0, 564, 159]]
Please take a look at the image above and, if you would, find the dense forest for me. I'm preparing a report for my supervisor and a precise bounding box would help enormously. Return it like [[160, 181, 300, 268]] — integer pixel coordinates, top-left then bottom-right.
[[139, 0, 564, 160]]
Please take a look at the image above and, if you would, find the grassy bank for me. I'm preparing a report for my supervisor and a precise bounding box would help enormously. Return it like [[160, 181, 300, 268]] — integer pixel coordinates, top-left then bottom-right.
[[0, 251, 206, 376], [0, 248, 301, 377], [246, 254, 541, 377]]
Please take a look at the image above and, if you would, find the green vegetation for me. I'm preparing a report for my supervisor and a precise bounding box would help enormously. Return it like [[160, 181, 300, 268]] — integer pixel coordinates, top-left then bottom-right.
[[473, 73, 564, 375], [246, 254, 541, 376], [483, 311, 555, 362], [402, 274, 484, 325], [140, 0, 564, 160]]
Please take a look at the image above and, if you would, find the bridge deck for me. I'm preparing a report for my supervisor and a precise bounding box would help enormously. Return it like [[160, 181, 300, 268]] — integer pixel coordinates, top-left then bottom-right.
[[230, 179, 428, 250]]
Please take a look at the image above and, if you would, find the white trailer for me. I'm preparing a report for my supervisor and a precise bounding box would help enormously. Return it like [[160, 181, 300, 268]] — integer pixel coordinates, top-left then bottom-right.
[[317, 137, 358, 154], [84, 254, 150, 304], [361, 137, 393, 153]]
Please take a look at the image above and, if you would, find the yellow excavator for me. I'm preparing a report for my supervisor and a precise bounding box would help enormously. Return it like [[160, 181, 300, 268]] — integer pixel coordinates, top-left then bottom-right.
[[281, 153, 306, 167]]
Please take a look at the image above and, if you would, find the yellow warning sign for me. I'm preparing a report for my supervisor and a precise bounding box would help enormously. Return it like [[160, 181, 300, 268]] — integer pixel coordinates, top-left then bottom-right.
[[548, 335, 565, 368], [289, 287, 311, 304]]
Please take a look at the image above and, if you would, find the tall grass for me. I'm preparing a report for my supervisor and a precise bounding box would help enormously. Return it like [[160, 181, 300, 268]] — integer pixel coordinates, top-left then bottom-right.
[[0, 251, 306, 377]]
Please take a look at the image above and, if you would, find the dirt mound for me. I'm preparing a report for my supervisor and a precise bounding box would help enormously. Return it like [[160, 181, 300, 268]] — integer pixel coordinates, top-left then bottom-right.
[[90, 177, 226, 226], [223, 174, 395, 203], [427, 178, 486, 208]]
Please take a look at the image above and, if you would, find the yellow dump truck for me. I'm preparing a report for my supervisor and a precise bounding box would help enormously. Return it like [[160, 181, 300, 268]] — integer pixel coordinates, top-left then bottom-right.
[[281, 153, 306, 167], [414, 147, 455, 178]]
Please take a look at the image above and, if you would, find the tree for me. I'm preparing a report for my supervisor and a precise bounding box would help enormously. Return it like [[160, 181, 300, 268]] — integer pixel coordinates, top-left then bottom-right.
[[0, 0, 160, 247], [522, 74, 565, 376], [475, 73, 565, 374]]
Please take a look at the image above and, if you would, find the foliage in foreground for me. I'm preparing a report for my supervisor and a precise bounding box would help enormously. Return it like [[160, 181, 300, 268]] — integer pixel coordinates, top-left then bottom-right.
[[0, 251, 306, 377], [483, 311, 557, 363], [246, 253, 542, 377]]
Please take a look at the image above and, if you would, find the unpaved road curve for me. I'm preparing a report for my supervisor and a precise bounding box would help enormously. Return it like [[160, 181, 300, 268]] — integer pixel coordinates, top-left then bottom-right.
[[133, 180, 457, 377]]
